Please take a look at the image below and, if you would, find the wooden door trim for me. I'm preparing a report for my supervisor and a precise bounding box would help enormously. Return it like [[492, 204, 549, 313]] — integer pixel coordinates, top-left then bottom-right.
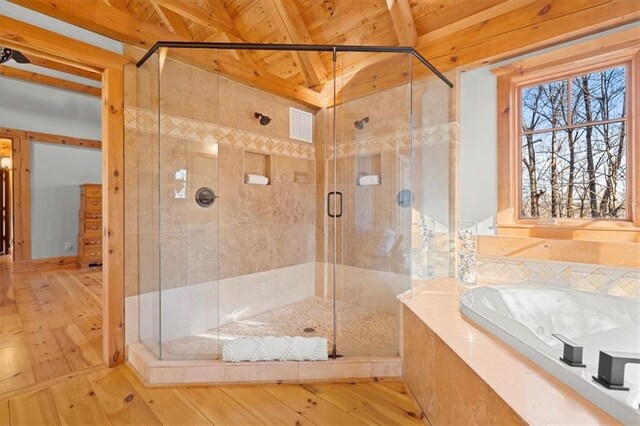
[[0, 16, 129, 367]]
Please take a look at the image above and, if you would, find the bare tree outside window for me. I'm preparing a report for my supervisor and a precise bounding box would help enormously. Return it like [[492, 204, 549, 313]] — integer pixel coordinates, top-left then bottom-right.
[[520, 66, 627, 219]]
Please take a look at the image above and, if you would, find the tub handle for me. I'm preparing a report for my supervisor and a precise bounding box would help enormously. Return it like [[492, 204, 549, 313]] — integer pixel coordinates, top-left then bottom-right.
[[592, 350, 640, 391], [552, 333, 586, 368]]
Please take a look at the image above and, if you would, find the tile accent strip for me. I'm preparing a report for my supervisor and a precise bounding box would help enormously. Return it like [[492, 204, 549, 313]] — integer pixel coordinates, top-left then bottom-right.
[[126, 106, 458, 160], [477, 256, 640, 298], [125, 106, 316, 160], [330, 122, 459, 158]]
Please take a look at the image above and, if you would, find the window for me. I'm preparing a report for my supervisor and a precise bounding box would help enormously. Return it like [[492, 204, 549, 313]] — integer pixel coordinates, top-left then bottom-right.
[[520, 66, 628, 219], [494, 30, 639, 241]]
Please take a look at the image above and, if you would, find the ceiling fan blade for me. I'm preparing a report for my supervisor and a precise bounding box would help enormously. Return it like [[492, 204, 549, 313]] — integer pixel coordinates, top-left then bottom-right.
[[11, 50, 30, 64]]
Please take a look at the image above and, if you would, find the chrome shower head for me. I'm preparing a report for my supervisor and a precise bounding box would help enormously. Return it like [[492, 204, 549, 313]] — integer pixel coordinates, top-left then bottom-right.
[[254, 112, 271, 126], [354, 116, 370, 129]]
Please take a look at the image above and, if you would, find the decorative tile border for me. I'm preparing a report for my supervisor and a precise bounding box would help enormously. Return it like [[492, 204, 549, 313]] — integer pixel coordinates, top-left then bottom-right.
[[477, 256, 640, 298], [330, 122, 459, 158], [125, 106, 316, 160], [126, 106, 458, 161]]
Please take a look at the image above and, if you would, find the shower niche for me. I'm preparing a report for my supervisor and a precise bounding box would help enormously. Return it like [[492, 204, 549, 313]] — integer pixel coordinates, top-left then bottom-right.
[[129, 42, 455, 374], [243, 151, 272, 186]]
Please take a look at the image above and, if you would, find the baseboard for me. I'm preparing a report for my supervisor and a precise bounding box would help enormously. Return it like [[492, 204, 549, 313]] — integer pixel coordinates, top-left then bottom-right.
[[12, 255, 79, 272]]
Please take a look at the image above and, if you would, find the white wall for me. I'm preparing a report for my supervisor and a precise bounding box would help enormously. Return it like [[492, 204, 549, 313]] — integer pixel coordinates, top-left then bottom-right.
[[0, 79, 103, 139], [459, 23, 638, 235], [30, 142, 101, 259]]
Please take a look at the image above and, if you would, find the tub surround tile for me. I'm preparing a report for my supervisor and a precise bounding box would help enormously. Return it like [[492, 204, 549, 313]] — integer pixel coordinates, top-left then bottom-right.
[[478, 256, 639, 298], [402, 278, 619, 425]]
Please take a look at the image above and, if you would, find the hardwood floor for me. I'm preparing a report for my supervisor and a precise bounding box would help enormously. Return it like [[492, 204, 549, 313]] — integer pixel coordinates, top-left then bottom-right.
[[0, 264, 104, 397], [1, 264, 424, 425], [0, 364, 423, 425]]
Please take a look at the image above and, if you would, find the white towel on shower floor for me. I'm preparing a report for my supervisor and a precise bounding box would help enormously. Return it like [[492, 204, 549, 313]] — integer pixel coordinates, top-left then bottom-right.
[[222, 335, 328, 362]]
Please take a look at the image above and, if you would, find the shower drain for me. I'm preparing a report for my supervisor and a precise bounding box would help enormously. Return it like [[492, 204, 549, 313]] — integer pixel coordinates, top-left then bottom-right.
[[303, 327, 316, 333]]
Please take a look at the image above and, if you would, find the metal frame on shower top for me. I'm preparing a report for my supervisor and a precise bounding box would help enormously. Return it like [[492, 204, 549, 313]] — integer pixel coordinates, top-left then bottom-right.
[[136, 41, 451, 360], [136, 41, 454, 88]]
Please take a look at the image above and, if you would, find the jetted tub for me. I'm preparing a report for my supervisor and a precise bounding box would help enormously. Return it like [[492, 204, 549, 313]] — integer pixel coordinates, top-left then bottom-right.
[[460, 284, 640, 425]]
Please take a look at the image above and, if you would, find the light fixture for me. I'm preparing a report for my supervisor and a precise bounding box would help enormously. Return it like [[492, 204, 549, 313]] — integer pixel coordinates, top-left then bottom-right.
[[254, 112, 271, 126], [0, 157, 11, 170]]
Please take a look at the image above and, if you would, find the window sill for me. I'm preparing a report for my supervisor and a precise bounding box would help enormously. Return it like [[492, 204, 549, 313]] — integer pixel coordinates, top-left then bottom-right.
[[497, 222, 640, 243]]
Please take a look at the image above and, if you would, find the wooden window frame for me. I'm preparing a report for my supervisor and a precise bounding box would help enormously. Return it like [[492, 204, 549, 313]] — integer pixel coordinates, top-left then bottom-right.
[[494, 29, 640, 243]]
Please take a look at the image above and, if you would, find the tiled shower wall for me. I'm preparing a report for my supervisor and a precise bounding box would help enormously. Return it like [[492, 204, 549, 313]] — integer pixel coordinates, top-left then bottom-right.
[[124, 47, 318, 345], [315, 72, 459, 311], [124, 46, 460, 350]]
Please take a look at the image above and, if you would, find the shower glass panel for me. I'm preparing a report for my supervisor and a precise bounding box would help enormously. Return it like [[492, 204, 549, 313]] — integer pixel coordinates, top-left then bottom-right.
[[156, 48, 221, 360], [330, 52, 413, 357], [136, 51, 161, 358], [135, 43, 452, 360]]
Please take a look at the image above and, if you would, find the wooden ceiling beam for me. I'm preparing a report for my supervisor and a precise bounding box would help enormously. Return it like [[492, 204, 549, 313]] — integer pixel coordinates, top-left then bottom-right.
[[149, 1, 193, 39], [0, 14, 130, 70], [269, 0, 327, 86], [418, 0, 640, 71], [153, 0, 237, 37], [6, 0, 322, 107], [386, 0, 418, 46], [23, 52, 103, 81], [417, 0, 538, 44], [202, 0, 257, 67], [103, 0, 128, 9], [0, 64, 101, 97]]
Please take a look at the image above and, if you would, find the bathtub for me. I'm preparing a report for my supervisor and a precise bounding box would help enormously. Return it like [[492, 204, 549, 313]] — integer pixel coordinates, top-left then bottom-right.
[[459, 284, 640, 425]]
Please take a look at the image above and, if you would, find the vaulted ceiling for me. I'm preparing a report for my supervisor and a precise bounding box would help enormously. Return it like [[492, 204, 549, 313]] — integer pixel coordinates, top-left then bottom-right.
[[5, 0, 640, 107]]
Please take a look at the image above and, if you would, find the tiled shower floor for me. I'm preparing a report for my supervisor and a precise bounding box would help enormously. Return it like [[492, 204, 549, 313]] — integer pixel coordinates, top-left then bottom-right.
[[161, 297, 398, 359]]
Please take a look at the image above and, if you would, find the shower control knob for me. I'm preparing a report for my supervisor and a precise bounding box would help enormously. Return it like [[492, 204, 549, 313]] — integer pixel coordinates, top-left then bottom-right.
[[195, 187, 218, 208]]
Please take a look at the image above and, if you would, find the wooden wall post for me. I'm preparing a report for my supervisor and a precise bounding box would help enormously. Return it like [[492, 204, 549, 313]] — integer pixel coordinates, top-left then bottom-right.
[[12, 137, 31, 262], [102, 67, 125, 366]]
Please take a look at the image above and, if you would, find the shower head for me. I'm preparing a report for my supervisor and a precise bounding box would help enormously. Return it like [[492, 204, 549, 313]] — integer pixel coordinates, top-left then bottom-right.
[[354, 117, 370, 130], [254, 112, 271, 126]]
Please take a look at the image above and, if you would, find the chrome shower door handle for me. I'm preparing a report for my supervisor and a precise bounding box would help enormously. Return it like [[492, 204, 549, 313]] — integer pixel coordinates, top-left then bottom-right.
[[327, 191, 343, 218]]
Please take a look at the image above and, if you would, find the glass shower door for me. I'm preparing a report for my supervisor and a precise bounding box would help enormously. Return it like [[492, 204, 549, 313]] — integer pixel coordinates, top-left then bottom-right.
[[330, 51, 413, 357]]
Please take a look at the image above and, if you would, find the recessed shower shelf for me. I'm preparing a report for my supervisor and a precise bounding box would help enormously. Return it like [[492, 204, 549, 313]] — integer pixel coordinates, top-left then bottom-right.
[[243, 150, 271, 185], [356, 153, 382, 186]]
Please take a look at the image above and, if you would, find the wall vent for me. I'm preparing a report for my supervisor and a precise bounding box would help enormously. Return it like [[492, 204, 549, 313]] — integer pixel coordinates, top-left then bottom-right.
[[289, 107, 313, 143]]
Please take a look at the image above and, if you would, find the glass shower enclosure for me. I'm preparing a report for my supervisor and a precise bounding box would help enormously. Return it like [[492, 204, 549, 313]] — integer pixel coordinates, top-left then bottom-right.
[[135, 43, 453, 360]]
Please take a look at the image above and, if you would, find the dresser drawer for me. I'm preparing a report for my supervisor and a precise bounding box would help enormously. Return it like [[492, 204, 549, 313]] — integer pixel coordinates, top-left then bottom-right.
[[84, 220, 103, 234], [84, 211, 103, 220], [84, 198, 102, 211], [83, 185, 102, 198], [82, 235, 102, 248], [82, 249, 102, 261]]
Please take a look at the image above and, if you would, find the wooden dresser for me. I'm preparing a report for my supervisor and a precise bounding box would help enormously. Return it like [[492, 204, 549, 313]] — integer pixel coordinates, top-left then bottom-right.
[[78, 184, 103, 268]]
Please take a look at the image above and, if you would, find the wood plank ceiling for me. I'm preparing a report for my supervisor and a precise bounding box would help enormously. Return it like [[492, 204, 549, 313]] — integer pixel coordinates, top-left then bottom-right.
[[5, 0, 640, 107]]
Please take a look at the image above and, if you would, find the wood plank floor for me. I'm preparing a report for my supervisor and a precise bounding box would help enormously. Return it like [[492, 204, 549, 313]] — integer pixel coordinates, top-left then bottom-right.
[[1, 264, 425, 425], [0, 263, 104, 398], [1, 364, 424, 425]]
